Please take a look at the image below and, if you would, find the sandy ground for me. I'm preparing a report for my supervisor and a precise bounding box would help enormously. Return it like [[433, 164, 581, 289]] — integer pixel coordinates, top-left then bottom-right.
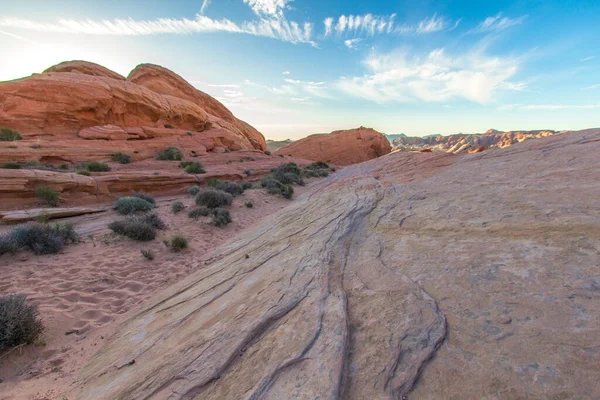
[[0, 183, 315, 399]]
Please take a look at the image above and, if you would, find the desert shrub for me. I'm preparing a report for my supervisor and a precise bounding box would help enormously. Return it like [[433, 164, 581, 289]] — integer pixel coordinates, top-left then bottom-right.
[[141, 249, 154, 260], [245, 201, 253, 208], [207, 178, 221, 188], [169, 235, 188, 252], [306, 161, 330, 170], [280, 184, 294, 199], [264, 150, 271, 155], [303, 168, 329, 178], [164, 123, 174, 129], [8, 222, 78, 255], [195, 189, 232, 208], [171, 201, 185, 214], [187, 185, 200, 196], [261, 178, 283, 191], [215, 181, 244, 197], [142, 213, 166, 230], [269, 163, 304, 185], [156, 147, 183, 161], [108, 217, 156, 241], [0, 234, 18, 255], [224, 148, 231, 153], [278, 154, 284, 158], [0, 127, 22, 141], [59, 163, 69, 170], [76, 169, 91, 176], [184, 161, 205, 174], [0, 294, 44, 350], [242, 182, 253, 190], [226, 160, 232, 164], [211, 208, 232, 227], [1, 162, 22, 169], [130, 191, 155, 205], [112, 152, 131, 164], [113, 197, 153, 215], [186, 131, 193, 136], [84, 162, 111, 172], [34, 186, 59, 207], [244, 169, 253, 176], [187, 206, 211, 219]]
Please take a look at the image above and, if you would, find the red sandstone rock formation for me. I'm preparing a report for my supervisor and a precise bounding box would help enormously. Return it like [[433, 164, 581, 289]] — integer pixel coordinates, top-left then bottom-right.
[[0, 61, 267, 165], [274, 126, 391, 165], [392, 129, 561, 153]]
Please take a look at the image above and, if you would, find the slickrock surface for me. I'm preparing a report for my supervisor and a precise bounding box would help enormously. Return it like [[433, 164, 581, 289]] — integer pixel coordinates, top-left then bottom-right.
[[0, 60, 266, 166], [392, 128, 561, 153], [274, 126, 391, 165], [0, 206, 106, 224], [79, 129, 600, 399]]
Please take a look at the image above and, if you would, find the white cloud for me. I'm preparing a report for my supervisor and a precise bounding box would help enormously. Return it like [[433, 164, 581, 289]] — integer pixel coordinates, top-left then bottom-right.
[[344, 38, 361, 50], [336, 48, 520, 104], [585, 83, 600, 90], [200, 0, 211, 14], [0, 14, 314, 45], [324, 17, 333, 36], [243, 0, 292, 18], [284, 78, 334, 98], [282, 71, 290, 75], [498, 103, 600, 111], [329, 13, 397, 36], [472, 13, 526, 33], [581, 56, 596, 62], [416, 14, 446, 33]]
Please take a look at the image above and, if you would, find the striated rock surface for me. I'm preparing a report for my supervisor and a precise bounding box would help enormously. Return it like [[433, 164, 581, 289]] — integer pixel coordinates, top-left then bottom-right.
[[392, 128, 561, 153], [274, 126, 391, 165], [78, 129, 600, 399], [0, 60, 266, 165], [0, 206, 107, 224]]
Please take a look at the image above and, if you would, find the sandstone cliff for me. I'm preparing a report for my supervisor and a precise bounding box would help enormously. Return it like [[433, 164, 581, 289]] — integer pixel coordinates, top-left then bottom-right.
[[0, 60, 267, 165], [392, 128, 560, 153], [274, 127, 391, 165], [78, 128, 600, 399]]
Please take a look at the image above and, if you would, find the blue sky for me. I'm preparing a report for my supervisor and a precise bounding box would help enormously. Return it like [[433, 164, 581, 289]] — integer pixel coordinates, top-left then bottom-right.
[[1, 0, 599, 140]]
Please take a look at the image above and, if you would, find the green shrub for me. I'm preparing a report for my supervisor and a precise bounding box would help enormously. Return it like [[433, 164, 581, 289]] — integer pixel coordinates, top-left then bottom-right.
[[245, 201, 253, 208], [59, 163, 69, 170], [224, 148, 231, 153], [280, 184, 294, 199], [169, 235, 188, 252], [34, 186, 59, 207], [142, 213, 166, 230], [211, 208, 232, 227], [244, 169, 253, 176], [261, 178, 283, 190], [156, 147, 182, 161], [130, 191, 155, 205], [0, 234, 18, 255], [278, 154, 284, 158], [30, 144, 41, 149], [303, 168, 329, 178], [187, 185, 200, 196], [195, 189, 233, 208], [264, 150, 271, 155], [1, 162, 22, 169], [306, 161, 329, 170], [242, 182, 253, 190], [184, 161, 205, 174], [207, 178, 221, 188], [226, 160, 232, 164], [0, 294, 44, 350], [76, 169, 91, 176], [81, 162, 110, 172], [268, 163, 304, 186], [113, 197, 153, 215], [7, 222, 78, 255], [187, 206, 211, 219], [0, 127, 22, 141], [171, 201, 185, 214], [108, 217, 156, 241], [164, 124, 174, 129], [141, 249, 154, 260], [215, 181, 244, 197], [112, 152, 131, 164], [186, 131, 193, 136]]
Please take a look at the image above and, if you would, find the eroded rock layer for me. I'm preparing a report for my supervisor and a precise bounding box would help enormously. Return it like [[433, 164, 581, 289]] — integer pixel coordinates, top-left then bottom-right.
[[274, 126, 392, 165], [79, 129, 600, 399]]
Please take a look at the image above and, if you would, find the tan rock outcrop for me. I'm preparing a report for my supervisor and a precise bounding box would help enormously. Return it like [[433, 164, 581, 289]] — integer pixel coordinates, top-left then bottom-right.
[[44, 60, 126, 80], [274, 126, 391, 165], [78, 130, 600, 399]]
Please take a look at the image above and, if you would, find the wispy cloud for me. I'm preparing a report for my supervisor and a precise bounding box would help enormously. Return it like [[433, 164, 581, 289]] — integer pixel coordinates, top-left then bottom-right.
[[344, 38, 361, 50], [200, 0, 211, 14], [282, 71, 290, 75], [416, 14, 446, 33], [336, 48, 520, 104], [498, 103, 600, 110], [323, 17, 333, 36], [471, 13, 526, 33], [326, 14, 397, 36], [584, 83, 600, 90], [243, 0, 292, 18], [0, 14, 314, 44], [581, 56, 596, 62], [284, 78, 334, 98]]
